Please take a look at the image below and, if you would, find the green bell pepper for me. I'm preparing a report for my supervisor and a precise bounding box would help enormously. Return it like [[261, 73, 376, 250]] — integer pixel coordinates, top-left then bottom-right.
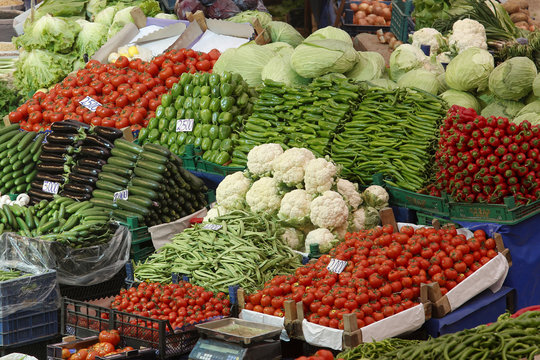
[[221, 71, 232, 84], [168, 118, 177, 132], [167, 132, 178, 147], [185, 109, 195, 120], [220, 97, 234, 112], [218, 125, 232, 140], [183, 97, 193, 110], [193, 85, 201, 98], [161, 93, 172, 108], [201, 137, 212, 151], [200, 109, 212, 123], [211, 85, 221, 98], [138, 127, 148, 143], [212, 112, 220, 125], [180, 72, 191, 87], [176, 108, 186, 119], [200, 85, 211, 96], [194, 137, 203, 147], [156, 105, 165, 119], [174, 96, 185, 110], [200, 95, 211, 110], [218, 112, 233, 125], [237, 92, 249, 108], [177, 132, 187, 145], [208, 125, 219, 140], [158, 117, 168, 132], [220, 83, 233, 97], [201, 124, 211, 138], [199, 73, 210, 86], [193, 123, 203, 137], [177, 144, 186, 155], [147, 117, 159, 130], [215, 151, 230, 165], [209, 73, 220, 87], [184, 84, 194, 97], [186, 135, 195, 144], [170, 142, 179, 155], [160, 132, 170, 146], [211, 138, 221, 150], [165, 106, 176, 120], [148, 128, 160, 142], [171, 83, 182, 98], [192, 97, 201, 110], [209, 98, 221, 112], [220, 138, 233, 152]]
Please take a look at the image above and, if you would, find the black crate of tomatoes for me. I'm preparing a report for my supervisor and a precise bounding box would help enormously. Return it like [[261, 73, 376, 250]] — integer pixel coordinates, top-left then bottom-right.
[[342, 0, 392, 36]]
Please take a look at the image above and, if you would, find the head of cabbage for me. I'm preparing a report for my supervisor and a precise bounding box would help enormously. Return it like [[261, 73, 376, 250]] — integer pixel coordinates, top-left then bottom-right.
[[290, 39, 358, 78], [304, 26, 352, 46], [445, 47, 494, 93], [108, 6, 136, 39], [75, 21, 108, 57], [397, 69, 439, 95], [389, 44, 427, 81], [267, 21, 304, 47], [261, 50, 310, 86], [345, 51, 386, 82], [227, 10, 272, 27], [480, 98, 524, 118], [367, 78, 398, 90], [488, 57, 537, 101], [440, 90, 481, 113], [513, 112, 540, 125], [516, 100, 540, 118], [263, 42, 294, 55]]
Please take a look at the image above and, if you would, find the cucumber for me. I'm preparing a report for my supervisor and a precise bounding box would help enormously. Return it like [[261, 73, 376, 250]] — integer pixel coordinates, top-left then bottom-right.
[[25, 170, 38, 184], [130, 177, 161, 191], [96, 180, 124, 193], [92, 189, 115, 201], [31, 133, 46, 154], [136, 160, 166, 174], [128, 185, 157, 200], [98, 172, 129, 186], [102, 164, 132, 178], [0, 156, 10, 167], [90, 198, 116, 209], [22, 162, 34, 175], [110, 148, 139, 161], [17, 131, 36, 151], [7, 131, 26, 149], [139, 151, 168, 164], [115, 138, 143, 154], [38, 219, 59, 234], [11, 169, 24, 179], [133, 167, 163, 182], [0, 124, 20, 136], [116, 199, 149, 216], [128, 195, 153, 209], [107, 156, 136, 169], [142, 143, 171, 157]]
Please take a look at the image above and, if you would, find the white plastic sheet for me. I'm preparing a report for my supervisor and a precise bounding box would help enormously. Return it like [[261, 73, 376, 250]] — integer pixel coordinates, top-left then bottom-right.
[[149, 208, 207, 250]]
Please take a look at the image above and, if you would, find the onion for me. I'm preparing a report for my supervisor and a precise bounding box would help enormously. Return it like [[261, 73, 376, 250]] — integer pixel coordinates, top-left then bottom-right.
[[375, 16, 386, 25], [382, 7, 392, 20], [358, 18, 369, 25], [366, 16, 374, 25], [383, 32, 394, 43], [359, 2, 369, 12], [367, 5, 373, 13], [350, 2, 359, 11], [355, 10, 366, 19], [373, 4, 383, 16], [392, 40, 403, 49]]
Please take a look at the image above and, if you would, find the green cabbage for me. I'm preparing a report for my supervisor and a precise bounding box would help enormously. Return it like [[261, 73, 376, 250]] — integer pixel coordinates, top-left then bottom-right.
[[367, 78, 398, 90], [440, 90, 481, 113], [389, 44, 426, 81], [263, 42, 294, 55], [477, 91, 495, 109], [108, 6, 136, 38], [290, 39, 358, 78], [261, 52, 310, 86], [533, 73, 540, 97], [154, 13, 178, 19], [94, 6, 118, 26], [488, 57, 537, 100], [304, 26, 352, 46], [397, 69, 439, 95], [445, 47, 494, 92], [516, 100, 540, 117], [437, 73, 448, 93], [267, 21, 304, 47], [480, 98, 524, 118], [345, 51, 385, 81], [15, 14, 80, 53], [34, 0, 86, 18], [526, 93, 539, 104], [513, 112, 540, 125], [75, 21, 108, 57], [227, 10, 272, 27], [212, 43, 276, 87]]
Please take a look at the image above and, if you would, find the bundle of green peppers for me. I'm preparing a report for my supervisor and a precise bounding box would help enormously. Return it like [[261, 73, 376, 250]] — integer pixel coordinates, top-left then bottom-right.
[[138, 71, 257, 166]]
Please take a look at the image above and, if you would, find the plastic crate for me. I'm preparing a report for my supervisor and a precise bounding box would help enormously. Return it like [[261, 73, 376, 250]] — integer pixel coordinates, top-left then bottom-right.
[[120, 217, 152, 241], [180, 145, 200, 171], [390, 0, 414, 42], [0, 309, 59, 347], [417, 212, 460, 228], [386, 184, 450, 216], [131, 239, 155, 263], [59, 266, 128, 302], [1, 334, 62, 358], [448, 196, 540, 225], [342, 1, 391, 36], [196, 159, 245, 176], [205, 189, 216, 204]]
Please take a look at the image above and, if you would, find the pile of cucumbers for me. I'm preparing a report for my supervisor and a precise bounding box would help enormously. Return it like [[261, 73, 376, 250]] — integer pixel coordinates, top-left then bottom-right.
[[138, 71, 257, 166], [0, 196, 113, 248], [91, 139, 208, 226], [0, 124, 43, 196]]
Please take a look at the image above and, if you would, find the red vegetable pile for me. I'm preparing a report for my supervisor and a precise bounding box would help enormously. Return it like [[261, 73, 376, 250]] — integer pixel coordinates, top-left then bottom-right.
[[109, 281, 231, 330], [8, 48, 220, 132], [430, 106, 540, 204], [245, 225, 498, 330], [296, 349, 335, 360]]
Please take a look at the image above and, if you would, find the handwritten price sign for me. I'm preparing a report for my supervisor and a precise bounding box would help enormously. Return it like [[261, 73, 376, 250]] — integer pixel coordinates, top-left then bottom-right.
[[326, 259, 348, 274], [79, 96, 102, 112], [203, 224, 222, 231], [176, 119, 194, 132], [42, 181, 60, 194], [113, 189, 129, 203]]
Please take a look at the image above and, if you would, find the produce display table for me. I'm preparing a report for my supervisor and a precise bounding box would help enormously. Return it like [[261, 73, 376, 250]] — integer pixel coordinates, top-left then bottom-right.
[[423, 286, 515, 338]]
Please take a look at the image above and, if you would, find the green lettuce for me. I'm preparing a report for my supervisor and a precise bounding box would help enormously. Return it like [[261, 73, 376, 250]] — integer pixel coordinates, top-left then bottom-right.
[[108, 6, 136, 38], [94, 6, 118, 26], [15, 14, 80, 53], [75, 21, 108, 57], [227, 10, 272, 27]]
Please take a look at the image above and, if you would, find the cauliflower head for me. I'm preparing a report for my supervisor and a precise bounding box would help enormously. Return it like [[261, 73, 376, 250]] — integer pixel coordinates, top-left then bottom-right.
[[305, 228, 336, 253], [245, 177, 282, 214], [304, 158, 338, 194], [411, 28, 446, 55], [272, 147, 315, 187], [216, 172, 251, 210], [281, 227, 304, 250], [336, 178, 363, 211], [350, 206, 380, 231], [247, 143, 283, 177], [204, 206, 229, 222], [278, 189, 312, 225], [310, 190, 349, 230], [363, 185, 389, 210], [449, 19, 487, 53]]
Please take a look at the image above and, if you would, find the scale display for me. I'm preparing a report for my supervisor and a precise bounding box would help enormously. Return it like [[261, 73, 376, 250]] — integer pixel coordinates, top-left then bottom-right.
[[189, 338, 247, 360]]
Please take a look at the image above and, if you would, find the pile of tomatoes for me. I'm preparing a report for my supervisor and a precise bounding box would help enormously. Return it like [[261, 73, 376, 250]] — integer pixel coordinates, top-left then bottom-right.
[[245, 225, 498, 330], [8, 48, 221, 132], [296, 349, 335, 360], [62, 330, 130, 360], [109, 281, 231, 331]]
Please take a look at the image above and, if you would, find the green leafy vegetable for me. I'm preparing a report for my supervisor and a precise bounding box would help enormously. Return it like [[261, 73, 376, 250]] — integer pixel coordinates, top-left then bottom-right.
[[389, 44, 426, 81], [87, 0, 107, 19], [138, 0, 161, 17], [261, 50, 310, 86], [108, 6, 136, 38], [34, 0, 87, 18], [488, 56, 537, 100], [397, 69, 439, 95], [94, 6, 118, 26], [227, 10, 272, 27], [0, 80, 21, 119], [480, 98, 524, 118], [267, 21, 304, 47], [75, 20, 108, 57], [304, 26, 352, 46], [445, 47, 494, 92], [440, 89, 481, 112], [15, 14, 81, 53], [291, 39, 358, 78], [346, 51, 386, 82]]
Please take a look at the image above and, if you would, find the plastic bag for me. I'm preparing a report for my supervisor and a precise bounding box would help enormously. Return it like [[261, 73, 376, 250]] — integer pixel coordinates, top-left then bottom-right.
[[0, 355, 38, 360], [206, 0, 241, 19], [232, 0, 258, 11], [0, 233, 60, 317], [175, 0, 206, 20], [1, 224, 131, 286], [149, 208, 207, 250]]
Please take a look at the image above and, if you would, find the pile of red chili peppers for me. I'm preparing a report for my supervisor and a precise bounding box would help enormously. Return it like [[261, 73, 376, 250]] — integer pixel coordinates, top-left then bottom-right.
[[429, 106, 540, 205]]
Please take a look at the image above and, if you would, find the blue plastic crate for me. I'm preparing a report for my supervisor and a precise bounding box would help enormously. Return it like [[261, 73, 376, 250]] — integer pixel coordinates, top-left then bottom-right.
[[0, 308, 58, 346]]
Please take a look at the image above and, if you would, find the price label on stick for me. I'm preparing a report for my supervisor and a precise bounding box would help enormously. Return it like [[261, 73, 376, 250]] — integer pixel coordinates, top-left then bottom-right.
[[79, 96, 102, 112], [203, 224, 222, 231], [113, 189, 129, 203], [327, 259, 348, 274], [42, 181, 60, 195], [176, 119, 194, 132]]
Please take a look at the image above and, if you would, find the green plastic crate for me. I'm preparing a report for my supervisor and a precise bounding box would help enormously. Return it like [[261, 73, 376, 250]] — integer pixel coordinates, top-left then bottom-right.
[[206, 189, 216, 204], [131, 238, 154, 262], [448, 196, 540, 225], [119, 217, 151, 241], [196, 159, 245, 176], [386, 184, 450, 216], [180, 145, 201, 171], [417, 212, 460, 228], [390, 0, 414, 42]]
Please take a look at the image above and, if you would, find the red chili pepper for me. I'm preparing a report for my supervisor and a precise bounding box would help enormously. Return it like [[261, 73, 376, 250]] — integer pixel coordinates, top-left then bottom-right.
[[507, 123, 518, 135], [488, 137, 500, 147], [497, 117, 509, 130]]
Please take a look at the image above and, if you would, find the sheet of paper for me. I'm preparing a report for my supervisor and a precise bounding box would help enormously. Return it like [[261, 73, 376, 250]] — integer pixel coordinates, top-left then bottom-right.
[[191, 30, 250, 53], [127, 25, 181, 57]]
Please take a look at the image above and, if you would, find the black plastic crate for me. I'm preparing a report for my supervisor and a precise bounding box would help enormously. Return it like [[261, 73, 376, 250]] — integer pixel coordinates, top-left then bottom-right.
[[59, 265, 128, 302], [342, 1, 391, 36], [1, 334, 62, 358]]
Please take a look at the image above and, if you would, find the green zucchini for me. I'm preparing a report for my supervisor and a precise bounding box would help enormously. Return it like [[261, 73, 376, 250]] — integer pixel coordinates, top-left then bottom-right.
[[98, 172, 129, 186], [90, 198, 116, 209], [142, 143, 171, 157], [110, 148, 139, 161], [115, 138, 144, 154], [136, 160, 166, 174], [130, 177, 160, 191], [133, 167, 163, 182], [96, 180, 124, 193], [107, 156, 136, 169], [128, 195, 153, 209], [112, 209, 143, 222], [127, 185, 157, 199], [139, 151, 168, 164], [17, 131, 36, 151], [92, 189, 115, 201], [31, 133, 45, 154], [101, 164, 132, 178], [116, 199, 149, 216]]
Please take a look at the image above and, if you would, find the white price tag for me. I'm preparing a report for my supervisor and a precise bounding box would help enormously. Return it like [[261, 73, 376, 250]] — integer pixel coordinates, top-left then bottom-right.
[[42, 181, 60, 194], [176, 119, 194, 132], [326, 259, 348, 274], [79, 96, 102, 112], [113, 189, 129, 203], [203, 224, 222, 231]]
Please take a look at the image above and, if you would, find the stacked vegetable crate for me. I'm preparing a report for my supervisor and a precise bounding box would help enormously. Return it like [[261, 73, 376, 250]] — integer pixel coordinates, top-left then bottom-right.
[[120, 216, 154, 263], [341, 0, 391, 36], [390, 0, 414, 42]]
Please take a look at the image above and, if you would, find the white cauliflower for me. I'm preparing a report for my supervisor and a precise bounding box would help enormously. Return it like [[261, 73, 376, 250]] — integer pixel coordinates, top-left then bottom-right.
[[448, 19, 488, 53], [336, 178, 362, 211], [281, 227, 304, 250], [310, 190, 349, 230], [411, 28, 446, 55], [216, 172, 251, 210], [245, 177, 282, 214], [278, 189, 312, 225], [305, 228, 336, 253], [272, 148, 315, 187], [204, 206, 229, 222], [304, 158, 338, 194], [246, 143, 283, 177], [350, 206, 380, 231], [363, 185, 389, 210]]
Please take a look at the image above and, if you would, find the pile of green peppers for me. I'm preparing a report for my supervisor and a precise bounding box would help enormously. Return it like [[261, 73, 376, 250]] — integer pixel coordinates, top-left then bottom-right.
[[231, 77, 361, 165], [138, 71, 256, 166]]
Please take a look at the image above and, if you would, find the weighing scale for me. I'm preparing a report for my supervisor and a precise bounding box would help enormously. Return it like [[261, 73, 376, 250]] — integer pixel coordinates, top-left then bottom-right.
[[189, 318, 282, 360]]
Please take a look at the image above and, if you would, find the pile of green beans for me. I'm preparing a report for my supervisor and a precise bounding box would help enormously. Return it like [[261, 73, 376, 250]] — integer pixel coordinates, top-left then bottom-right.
[[337, 338, 420, 359], [135, 210, 302, 293], [352, 311, 540, 360], [331, 87, 447, 190], [0, 269, 30, 281]]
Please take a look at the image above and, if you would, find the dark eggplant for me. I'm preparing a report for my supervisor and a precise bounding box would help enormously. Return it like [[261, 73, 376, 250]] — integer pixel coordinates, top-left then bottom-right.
[[39, 153, 71, 164], [78, 158, 106, 168], [36, 163, 67, 174], [47, 133, 79, 145], [42, 143, 73, 154], [68, 173, 98, 186], [93, 126, 124, 142], [64, 182, 94, 194], [51, 121, 87, 134], [30, 180, 43, 190], [36, 172, 65, 183], [64, 119, 90, 129], [72, 165, 100, 178], [79, 146, 110, 159], [60, 190, 92, 201], [83, 134, 114, 149], [28, 189, 55, 202]]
